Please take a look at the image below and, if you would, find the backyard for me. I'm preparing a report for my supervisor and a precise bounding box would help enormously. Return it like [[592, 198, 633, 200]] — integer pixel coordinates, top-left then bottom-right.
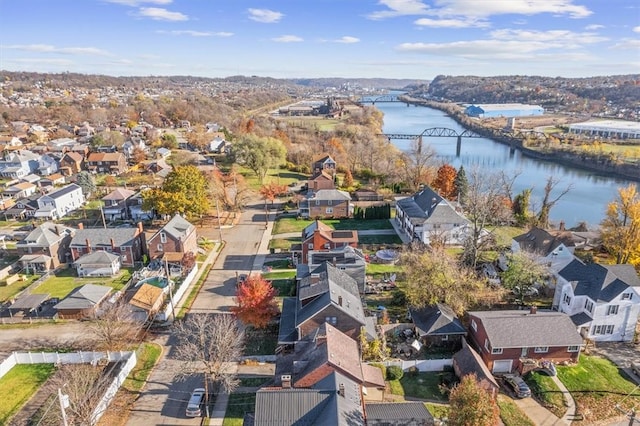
[[273, 217, 393, 235], [387, 371, 453, 401], [31, 268, 133, 299], [223, 392, 256, 426], [0, 363, 56, 424]]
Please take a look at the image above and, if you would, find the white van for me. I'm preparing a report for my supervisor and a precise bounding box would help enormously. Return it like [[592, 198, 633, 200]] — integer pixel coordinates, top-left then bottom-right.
[[186, 388, 205, 417]]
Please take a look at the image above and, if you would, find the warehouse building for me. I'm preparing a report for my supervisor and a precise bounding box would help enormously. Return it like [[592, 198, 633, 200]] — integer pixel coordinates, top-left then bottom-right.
[[568, 120, 640, 139], [464, 103, 544, 118]]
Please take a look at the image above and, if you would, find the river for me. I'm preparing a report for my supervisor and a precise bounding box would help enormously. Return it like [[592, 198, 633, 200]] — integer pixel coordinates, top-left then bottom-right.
[[375, 101, 635, 228]]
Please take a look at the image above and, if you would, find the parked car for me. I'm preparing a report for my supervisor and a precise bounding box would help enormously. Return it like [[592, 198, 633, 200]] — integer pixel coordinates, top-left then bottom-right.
[[185, 388, 205, 417], [503, 374, 531, 398], [511, 286, 539, 297]]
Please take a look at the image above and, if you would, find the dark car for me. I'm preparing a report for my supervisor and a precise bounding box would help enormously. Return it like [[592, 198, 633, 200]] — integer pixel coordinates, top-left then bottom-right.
[[503, 374, 531, 398]]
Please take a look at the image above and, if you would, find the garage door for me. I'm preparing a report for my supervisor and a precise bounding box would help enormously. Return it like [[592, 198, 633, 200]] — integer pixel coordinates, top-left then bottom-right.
[[492, 360, 513, 374]]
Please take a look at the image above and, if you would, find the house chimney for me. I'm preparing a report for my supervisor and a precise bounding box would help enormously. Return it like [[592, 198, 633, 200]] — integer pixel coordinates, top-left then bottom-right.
[[338, 295, 343, 306], [281, 375, 291, 389], [78, 222, 84, 230], [137, 222, 143, 233], [111, 238, 116, 250], [530, 306, 537, 315], [338, 383, 345, 397], [85, 239, 91, 251], [559, 220, 565, 231]]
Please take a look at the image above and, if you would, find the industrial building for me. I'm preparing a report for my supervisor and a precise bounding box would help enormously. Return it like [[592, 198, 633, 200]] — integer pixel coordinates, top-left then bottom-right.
[[568, 120, 640, 139], [464, 103, 544, 118]]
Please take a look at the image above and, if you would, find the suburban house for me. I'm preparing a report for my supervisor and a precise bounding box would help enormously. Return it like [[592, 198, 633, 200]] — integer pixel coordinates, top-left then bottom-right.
[[54, 284, 112, 319], [102, 188, 136, 221], [0, 150, 40, 178], [409, 303, 467, 348], [553, 258, 640, 342], [86, 152, 128, 175], [122, 139, 147, 159], [39, 173, 66, 188], [275, 323, 385, 400], [3, 182, 37, 199], [365, 402, 435, 426], [74, 251, 121, 277], [146, 214, 198, 260], [128, 190, 154, 222], [70, 223, 146, 267], [511, 227, 577, 273], [395, 186, 471, 245], [452, 340, 500, 398], [312, 155, 337, 176], [307, 170, 335, 192], [59, 152, 84, 175], [298, 246, 367, 294], [4, 194, 39, 219], [278, 262, 366, 345], [467, 309, 584, 374], [298, 220, 358, 264], [16, 222, 75, 272], [206, 135, 226, 153], [37, 154, 59, 176], [34, 183, 85, 220], [302, 189, 352, 219]]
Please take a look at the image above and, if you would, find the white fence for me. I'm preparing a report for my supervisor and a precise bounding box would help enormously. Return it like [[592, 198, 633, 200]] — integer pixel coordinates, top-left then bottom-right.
[[381, 358, 453, 372], [0, 350, 137, 426], [155, 263, 199, 322]]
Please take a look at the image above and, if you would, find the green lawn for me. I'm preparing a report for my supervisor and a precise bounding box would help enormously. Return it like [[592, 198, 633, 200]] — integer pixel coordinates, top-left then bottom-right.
[[222, 392, 256, 426], [270, 279, 295, 298], [273, 218, 393, 235], [32, 268, 133, 299], [268, 238, 297, 251], [239, 377, 271, 387], [0, 363, 56, 424], [0, 275, 40, 302], [359, 235, 403, 245], [557, 354, 640, 421], [388, 372, 451, 401], [124, 343, 162, 392], [262, 271, 296, 280], [497, 394, 535, 426], [244, 325, 278, 356], [425, 402, 449, 421], [366, 263, 403, 278], [524, 371, 566, 418], [263, 259, 293, 269]]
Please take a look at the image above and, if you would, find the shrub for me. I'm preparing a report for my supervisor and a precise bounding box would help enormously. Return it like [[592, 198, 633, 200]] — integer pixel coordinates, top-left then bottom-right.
[[408, 366, 419, 377], [387, 365, 404, 380]]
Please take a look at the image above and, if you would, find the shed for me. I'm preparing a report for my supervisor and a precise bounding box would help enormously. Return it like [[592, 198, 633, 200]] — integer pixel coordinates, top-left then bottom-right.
[[9, 293, 50, 316], [54, 284, 112, 319]]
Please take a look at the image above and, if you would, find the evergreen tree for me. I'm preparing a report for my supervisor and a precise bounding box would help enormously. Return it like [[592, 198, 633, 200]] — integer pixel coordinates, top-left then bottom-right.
[[454, 165, 469, 204]]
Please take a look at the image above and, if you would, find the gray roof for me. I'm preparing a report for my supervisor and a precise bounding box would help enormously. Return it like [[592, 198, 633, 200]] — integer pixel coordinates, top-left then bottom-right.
[[570, 312, 592, 326], [365, 402, 435, 425], [71, 228, 140, 248], [278, 297, 298, 344], [18, 222, 72, 247], [44, 183, 82, 199], [159, 214, 194, 239], [410, 304, 467, 337], [514, 227, 574, 255], [306, 189, 351, 201], [10, 293, 50, 310], [452, 340, 499, 391], [469, 310, 583, 348], [396, 186, 469, 226], [54, 284, 111, 310], [74, 250, 120, 266], [558, 259, 640, 302], [102, 188, 135, 201]]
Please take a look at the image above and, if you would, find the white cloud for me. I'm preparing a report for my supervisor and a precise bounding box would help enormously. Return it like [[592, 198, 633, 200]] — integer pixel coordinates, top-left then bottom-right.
[[156, 30, 232, 37], [414, 17, 489, 28], [11, 58, 74, 65], [585, 24, 604, 30], [248, 8, 283, 23], [4, 44, 111, 56], [334, 36, 360, 43], [272, 35, 303, 43], [138, 7, 188, 21], [105, 0, 172, 6], [490, 29, 608, 45], [368, 0, 430, 20], [611, 39, 640, 50], [633, 26, 640, 33]]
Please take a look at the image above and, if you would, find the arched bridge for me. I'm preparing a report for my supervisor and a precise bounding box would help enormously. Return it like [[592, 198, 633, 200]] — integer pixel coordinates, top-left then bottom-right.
[[380, 127, 484, 156], [356, 94, 404, 105]]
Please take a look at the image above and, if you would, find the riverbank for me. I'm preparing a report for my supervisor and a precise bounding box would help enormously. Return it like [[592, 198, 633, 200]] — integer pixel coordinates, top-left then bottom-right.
[[401, 96, 640, 183]]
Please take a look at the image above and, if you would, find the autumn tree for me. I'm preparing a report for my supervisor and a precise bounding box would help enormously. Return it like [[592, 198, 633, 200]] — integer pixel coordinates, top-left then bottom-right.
[[88, 301, 143, 350], [342, 169, 354, 188], [448, 374, 500, 426], [259, 183, 288, 206], [401, 138, 437, 192], [230, 134, 286, 184], [231, 275, 279, 329], [536, 176, 572, 228], [401, 244, 482, 315], [174, 314, 244, 418], [132, 146, 147, 164], [600, 184, 640, 267], [142, 165, 210, 219], [512, 188, 533, 225], [501, 251, 549, 305], [432, 163, 457, 200]]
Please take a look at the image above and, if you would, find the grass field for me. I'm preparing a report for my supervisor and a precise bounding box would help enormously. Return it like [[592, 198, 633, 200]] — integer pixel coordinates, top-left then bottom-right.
[[32, 268, 132, 299], [525, 371, 566, 418], [223, 392, 256, 426], [273, 217, 393, 234], [497, 394, 535, 426], [0, 275, 40, 302], [388, 372, 450, 401], [0, 363, 55, 425]]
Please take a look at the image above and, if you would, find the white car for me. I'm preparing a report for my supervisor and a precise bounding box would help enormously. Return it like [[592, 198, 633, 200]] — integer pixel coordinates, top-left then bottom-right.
[[185, 388, 205, 417]]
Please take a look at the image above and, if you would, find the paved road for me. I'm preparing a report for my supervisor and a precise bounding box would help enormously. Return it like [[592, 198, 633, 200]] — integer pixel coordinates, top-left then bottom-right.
[[0, 321, 94, 357]]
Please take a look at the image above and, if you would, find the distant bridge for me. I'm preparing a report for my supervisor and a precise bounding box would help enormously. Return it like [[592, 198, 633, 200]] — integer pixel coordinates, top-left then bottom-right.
[[356, 94, 406, 105]]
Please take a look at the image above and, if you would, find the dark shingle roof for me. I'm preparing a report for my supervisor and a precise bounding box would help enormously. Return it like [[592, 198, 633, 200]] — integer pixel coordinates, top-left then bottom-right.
[[453, 340, 499, 391], [514, 227, 574, 255], [45, 183, 82, 199], [396, 186, 468, 226], [278, 297, 298, 344], [71, 228, 139, 248], [559, 259, 640, 302], [410, 304, 467, 337], [570, 312, 592, 326]]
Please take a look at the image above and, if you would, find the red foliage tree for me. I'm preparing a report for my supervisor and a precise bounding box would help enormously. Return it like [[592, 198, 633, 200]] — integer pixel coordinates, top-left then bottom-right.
[[231, 275, 279, 329], [259, 183, 288, 205], [432, 164, 458, 200]]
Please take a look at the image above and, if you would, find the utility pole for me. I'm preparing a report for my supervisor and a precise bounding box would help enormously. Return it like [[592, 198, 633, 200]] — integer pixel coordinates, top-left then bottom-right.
[[215, 198, 223, 243], [58, 387, 69, 426]]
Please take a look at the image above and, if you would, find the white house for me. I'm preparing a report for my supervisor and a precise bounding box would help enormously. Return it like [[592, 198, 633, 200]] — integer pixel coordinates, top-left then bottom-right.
[[511, 227, 577, 273], [395, 186, 471, 245], [34, 183, 85, 219], [553, 258, 640, 342], [75, 251, 121, 277], [37, 153, 59, 176]]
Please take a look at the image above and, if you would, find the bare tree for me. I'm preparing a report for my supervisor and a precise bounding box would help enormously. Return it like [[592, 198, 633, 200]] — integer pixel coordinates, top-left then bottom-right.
[[173, 313, 245, 418], [536, 176, 572, 228], [88, 301, 143, 351], [401, 137, 437, 192]]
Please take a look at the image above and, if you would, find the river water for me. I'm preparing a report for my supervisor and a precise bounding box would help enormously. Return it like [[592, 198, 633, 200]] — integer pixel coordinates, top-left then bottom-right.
[[376, 101, 635, 228]]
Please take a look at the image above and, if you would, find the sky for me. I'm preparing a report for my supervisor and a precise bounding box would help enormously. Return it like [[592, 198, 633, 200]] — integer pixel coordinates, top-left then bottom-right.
[[0, 0, 638, 80]]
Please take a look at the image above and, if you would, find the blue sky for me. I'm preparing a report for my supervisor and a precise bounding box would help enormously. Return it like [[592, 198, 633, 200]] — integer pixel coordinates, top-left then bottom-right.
[[1, 0, 638, 79]]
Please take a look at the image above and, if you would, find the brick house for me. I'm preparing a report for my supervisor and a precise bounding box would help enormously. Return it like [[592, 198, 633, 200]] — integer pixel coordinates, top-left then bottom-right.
[[302, 189, 352, 219], [59, 152, 85, 175], [86, 152, 128, 175], [146, 214, 198, 260], [467, 309, 584, 374], [312, 154, 336, 175], [70, 223, 146, 267], [307, 170, 335, 192], [16, 222, 75, 272], [299, 219, 358, 264]]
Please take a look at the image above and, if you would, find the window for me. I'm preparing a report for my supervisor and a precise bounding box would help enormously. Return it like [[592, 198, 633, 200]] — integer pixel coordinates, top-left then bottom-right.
[[160, 232, 167, 243], [568, 345, 580, 352], [471, 319, 477, 332], [534, 346, 549, 353], [325, 316, 337, 325], [326, 208, 333, 214], [157, 244, 163, 251], [315, 200, 320, 206], [308, 243, 313, 249], [607, 305, 619, 316], [492, 347, 503, 354], [593, 324, 615, 335], [484, 338, 489, 352], [563, 293, 571, 305], [622, 293, 633, 300], [327, 200, 332, 206], [442, 335, 449, 341], [584, 300, 594, 313]]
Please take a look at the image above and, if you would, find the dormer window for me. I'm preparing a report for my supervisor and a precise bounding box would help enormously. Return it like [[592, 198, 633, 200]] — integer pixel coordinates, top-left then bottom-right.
[[622, 293, 633, 301]]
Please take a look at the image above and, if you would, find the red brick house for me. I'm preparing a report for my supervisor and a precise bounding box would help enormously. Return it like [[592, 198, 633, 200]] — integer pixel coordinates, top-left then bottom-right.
[[16, 222, 75, 272], [300, 220, 358, 264], [467, 309, 583, 374], [312, 154, 336, 176], [69, 223, 146, 267], [307, 170, 335, 192], [59, 152, 84, 175], [86, 152, 128, 175], [146, 214, 198, 260], [302, 189, 352, 219]]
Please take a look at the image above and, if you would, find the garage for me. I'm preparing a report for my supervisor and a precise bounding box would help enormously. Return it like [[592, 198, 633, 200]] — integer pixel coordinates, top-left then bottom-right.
[[492, 360, 513, 374]]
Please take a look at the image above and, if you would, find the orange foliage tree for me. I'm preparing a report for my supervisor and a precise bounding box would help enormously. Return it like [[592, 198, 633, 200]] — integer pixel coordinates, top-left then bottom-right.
[[231, 275, 279, 329], [259, 183, 289, 206], [432, 164, 458, 200]]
